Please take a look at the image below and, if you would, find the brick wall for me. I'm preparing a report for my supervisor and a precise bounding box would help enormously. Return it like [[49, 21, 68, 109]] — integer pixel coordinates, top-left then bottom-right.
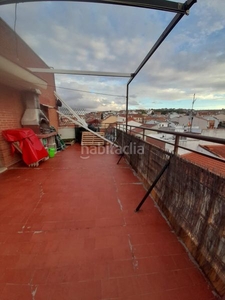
[[0, 84, 25, 167], [0, 18, 59, 167], [0, 18, 58, 128], [117, 130, 225, 297]]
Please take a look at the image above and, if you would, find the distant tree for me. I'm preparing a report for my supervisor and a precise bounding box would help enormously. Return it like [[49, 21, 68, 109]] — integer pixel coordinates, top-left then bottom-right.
[[218, 121, 225, 128], [161, 110, 168, 115], [140, 109, 147, 114]]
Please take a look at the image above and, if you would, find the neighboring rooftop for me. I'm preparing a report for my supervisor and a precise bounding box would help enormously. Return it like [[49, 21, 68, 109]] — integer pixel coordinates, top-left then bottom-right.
[[182, 152, 225, 177], [200, 145, 225, 159]]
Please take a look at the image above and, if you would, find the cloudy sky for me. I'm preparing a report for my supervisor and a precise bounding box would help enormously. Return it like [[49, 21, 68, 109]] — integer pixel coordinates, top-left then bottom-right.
[[1, 0, 225, 111]]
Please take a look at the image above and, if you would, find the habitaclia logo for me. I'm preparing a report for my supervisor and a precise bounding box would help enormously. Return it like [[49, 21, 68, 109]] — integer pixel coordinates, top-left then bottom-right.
[[80, 143, 144, 159]]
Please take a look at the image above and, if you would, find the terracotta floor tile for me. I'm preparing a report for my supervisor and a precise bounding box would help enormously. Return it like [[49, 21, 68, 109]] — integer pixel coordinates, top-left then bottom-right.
[[83, 280, 102, 300], [0, 271, 6, 284], [129, 233, 149, 245], [112, 244, 132, 260], [170, 286, 215, 300], [173, 269, 194, 288], [83, 237, 96, 251], [147, 271, 179, 292], [0, 234, 7, 243], [58, 251, 83, 266], [96, 218, 124, 228], [35, 284, 55, 300], [109, 226, 127, 236], [34, 253, 61, 268], [136, 274, 155, 295], [192, 282, 216, 299], [108, 260, 135, 278], [77, 263, 95, 281], [47, 267, 67, 283], [1, 284, 32, 300], [185, 267, 210, 286], [95, 236, 109, 249], [124, 224, 146, 234], [17, 242, 35, 254], [117, 277, 140, 298], [50, 283, 74, 300], [0, 255, 20, 269], [6, 231, 33, 243], [101, 278, 119, 299], [94, 262, 109, 280], [61, 266, 79, 283], [3, 268, 34, 284], [30, 242, 46, 254], [0, 145, 218, 300], [1, 242, 21, 255], [0, 283, 5, 294], [88, 248, 114, 263], [157, 255, 177, 272], [42, 240, 60, 253], [109, 260, 126, 278], [137, 256, 176, 274], [32, 268, 49, 284], [107, 235, 129, 247], [164, 241, 187, 255], [141, 291, 179, 300], [134, 244, 155, 258], [124, 216, 142, 226], [173, 254, 196, 269]]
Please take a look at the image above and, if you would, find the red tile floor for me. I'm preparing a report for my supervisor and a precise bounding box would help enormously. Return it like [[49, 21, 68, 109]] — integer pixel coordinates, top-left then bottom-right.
[[0, 145, 219, 300]]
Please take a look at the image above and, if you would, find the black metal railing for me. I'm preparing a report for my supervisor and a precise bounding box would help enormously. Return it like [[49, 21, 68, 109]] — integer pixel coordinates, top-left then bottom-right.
[[116, 123, 225, 163]]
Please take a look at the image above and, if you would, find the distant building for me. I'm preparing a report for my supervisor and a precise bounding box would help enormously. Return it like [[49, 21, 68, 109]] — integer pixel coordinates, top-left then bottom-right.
[[101, 115, 117, 127], [172, 115, 208, 130]]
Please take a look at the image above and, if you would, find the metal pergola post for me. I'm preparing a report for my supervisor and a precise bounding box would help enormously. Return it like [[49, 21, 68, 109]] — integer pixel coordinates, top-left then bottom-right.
[[125, 0, 197, 133], [125, 83, 129, 134]]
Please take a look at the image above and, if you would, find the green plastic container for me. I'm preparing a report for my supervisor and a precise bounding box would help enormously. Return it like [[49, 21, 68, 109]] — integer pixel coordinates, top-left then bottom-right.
[[48, 148, 55, 158]]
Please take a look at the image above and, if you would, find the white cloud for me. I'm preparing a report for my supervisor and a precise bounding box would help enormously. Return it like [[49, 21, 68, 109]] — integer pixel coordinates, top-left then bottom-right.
[[0, 1, 225, 110]]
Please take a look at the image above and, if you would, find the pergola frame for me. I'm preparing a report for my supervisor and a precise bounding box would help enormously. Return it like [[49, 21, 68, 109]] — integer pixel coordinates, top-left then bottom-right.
[[1, 0, 197, 132], [0, 0, 196, 14]]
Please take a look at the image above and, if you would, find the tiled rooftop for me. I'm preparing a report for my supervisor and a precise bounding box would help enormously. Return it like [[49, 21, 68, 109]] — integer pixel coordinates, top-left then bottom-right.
[[199, 145, 225, 159], [182, 152, 225, 177], [0, 145, 218, 300]]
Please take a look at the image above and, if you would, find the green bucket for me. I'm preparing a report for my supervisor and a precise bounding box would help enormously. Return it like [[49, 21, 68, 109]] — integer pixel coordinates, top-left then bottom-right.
[[48, 148, 55, 158]]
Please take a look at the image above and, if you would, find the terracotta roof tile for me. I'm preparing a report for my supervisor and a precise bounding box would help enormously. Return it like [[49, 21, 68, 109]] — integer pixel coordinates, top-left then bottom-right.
[[129, 127, 143, 135], [146, 137, 165, 149], [140, 124, 156, 128], [199, 144, 225, 159], [182, 152, 225, 177]]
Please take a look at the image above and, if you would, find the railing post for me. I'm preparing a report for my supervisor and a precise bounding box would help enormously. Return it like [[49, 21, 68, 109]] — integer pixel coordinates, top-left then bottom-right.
[[174, 135, 180, 155], [142, 128, 145, 141]]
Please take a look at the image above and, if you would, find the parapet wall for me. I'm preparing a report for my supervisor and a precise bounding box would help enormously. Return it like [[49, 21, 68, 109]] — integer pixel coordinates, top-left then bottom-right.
[[117, 130, 225, 296]]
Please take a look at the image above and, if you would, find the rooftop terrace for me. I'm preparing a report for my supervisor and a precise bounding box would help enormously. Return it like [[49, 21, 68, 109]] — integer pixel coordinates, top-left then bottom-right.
[[0, 144, 218, 300]]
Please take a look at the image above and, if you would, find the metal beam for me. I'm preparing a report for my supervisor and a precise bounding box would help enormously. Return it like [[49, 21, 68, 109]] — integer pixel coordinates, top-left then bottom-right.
[[0, 0, 191, 14], [135, 157, 171, 212], [127, 0, 197, 85], [28, 68, 132, 78]]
